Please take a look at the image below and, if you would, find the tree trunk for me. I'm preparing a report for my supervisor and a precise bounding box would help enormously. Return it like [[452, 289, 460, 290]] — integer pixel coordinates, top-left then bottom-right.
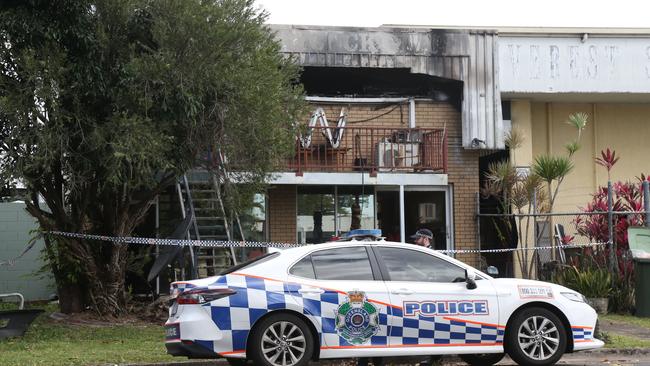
[[85, 244, 129, 317], [57, 283, 84, 314]]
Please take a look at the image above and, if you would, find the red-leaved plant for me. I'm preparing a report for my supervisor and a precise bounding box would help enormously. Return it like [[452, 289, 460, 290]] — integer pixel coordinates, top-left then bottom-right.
[[595, 148, 619, 181], [572, 148, 647, 312]]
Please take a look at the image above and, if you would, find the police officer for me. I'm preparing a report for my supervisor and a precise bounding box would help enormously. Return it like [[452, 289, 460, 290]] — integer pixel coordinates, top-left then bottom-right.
[[410, 228, 443, 366], [411, 228, 434, 249]]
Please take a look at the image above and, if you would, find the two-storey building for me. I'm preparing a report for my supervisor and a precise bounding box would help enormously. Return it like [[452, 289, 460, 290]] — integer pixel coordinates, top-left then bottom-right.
[[262, 25, 506, 268]]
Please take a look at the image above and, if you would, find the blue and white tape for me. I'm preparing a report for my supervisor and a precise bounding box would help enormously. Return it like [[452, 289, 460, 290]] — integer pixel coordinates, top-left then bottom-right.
[[45, 231, 611, 254]]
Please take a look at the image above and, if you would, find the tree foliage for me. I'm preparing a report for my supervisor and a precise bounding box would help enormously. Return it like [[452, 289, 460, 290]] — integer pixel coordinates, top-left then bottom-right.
[[0, 0, 304, 315]]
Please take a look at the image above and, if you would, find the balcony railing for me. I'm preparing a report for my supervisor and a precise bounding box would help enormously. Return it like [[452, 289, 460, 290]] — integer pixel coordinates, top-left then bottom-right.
[[287, 126, 447, 175]]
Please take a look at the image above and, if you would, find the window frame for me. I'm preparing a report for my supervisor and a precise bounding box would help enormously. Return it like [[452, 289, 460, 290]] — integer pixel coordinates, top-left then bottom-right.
[[287, 245, 382, 281], [371, 245, 468, 283]]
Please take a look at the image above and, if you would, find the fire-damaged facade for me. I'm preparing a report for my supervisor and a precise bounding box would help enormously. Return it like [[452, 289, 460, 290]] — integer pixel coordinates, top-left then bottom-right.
[[264, 25, 505, 267]]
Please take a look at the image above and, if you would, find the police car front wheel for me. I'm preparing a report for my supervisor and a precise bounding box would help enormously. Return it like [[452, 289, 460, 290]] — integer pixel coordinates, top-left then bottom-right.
[[249, 313, 314, 366], [506, 307, 567, 366]]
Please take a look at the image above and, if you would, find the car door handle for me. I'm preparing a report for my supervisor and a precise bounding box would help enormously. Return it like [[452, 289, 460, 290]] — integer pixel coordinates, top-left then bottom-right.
[[391, 288, 414, 295], [298, 288, 325, 295]]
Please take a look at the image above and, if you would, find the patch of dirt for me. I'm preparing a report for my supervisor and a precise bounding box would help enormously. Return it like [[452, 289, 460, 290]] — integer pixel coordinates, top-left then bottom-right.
[[47, 296, 172, 327]]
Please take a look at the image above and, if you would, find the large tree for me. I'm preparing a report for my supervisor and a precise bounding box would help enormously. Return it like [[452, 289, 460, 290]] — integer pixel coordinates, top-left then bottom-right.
[[0, 0, 303, 315]]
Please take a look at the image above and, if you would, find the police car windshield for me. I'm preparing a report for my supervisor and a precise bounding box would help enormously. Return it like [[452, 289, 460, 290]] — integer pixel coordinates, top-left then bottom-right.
[[219, 252, 279, 275]]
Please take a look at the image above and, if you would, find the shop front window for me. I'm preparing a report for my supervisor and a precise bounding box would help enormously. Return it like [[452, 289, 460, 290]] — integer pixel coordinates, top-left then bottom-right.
[[336, 186, 375, 235], [297, 186, 335, 244]]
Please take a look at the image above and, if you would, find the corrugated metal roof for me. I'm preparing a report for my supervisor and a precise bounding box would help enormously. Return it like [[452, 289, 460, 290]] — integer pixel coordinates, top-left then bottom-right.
[[273, 25, 504, 149]]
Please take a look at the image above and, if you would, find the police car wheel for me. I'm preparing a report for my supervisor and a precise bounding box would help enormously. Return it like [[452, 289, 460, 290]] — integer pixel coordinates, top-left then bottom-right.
[[459, 352, 504, 365], [249, 313, 314, 366], [506, 307, 567, 366]]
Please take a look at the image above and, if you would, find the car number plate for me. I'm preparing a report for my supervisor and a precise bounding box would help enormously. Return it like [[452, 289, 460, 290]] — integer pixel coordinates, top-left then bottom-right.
[[165, 323, 180, 341]]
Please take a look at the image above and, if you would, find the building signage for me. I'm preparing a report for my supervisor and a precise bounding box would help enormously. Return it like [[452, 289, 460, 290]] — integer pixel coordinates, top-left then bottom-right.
[[499, 36, 650, 93]]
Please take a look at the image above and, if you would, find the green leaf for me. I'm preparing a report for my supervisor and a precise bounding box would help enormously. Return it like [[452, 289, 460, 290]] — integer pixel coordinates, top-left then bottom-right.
[[532, 155, 574, 183]]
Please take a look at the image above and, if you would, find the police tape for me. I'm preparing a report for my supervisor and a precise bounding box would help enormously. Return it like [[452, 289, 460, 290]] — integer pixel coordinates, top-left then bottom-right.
[[436, 241, 610, 254], [0, 239, 39, 267], [46, 231, 612, 254], [47, 231, 303, 249]]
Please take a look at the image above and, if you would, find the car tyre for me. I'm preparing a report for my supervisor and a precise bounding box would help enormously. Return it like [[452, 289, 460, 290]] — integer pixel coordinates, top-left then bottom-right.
[[249, 313, 314, 366], [459, 353, 505, 365], [506, 307, 567, 366]]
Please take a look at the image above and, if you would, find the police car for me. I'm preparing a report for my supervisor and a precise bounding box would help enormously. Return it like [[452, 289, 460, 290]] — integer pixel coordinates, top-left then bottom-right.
[[165, 241, 603, 366]]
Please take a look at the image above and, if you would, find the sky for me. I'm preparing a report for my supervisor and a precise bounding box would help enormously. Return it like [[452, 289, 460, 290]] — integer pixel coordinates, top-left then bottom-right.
[[255, 0, 650, 29]]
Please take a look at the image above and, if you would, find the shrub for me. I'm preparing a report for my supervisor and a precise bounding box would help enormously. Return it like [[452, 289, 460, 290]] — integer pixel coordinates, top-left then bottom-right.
[[554, 265, 611, 298], [572, 152, 648, 313]]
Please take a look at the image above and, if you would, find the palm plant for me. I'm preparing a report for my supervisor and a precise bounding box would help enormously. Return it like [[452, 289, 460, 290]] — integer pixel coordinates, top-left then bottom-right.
[[483, 113, 587, 279], [529, 113, 587, 272], [482, 159, 545, 279]]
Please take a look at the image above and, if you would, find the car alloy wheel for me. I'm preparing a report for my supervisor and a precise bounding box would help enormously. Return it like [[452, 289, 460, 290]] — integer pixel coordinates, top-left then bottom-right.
[[250, 313, 314, 366], [261, 321, 306, 365], [506, 307, 566, 366], [517, 315, 560, 361]]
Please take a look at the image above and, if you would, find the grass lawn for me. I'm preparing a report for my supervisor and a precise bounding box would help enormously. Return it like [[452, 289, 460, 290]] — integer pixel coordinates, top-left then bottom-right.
[[600, 313, 650, 329], [0, 304, 185, 366], [599, 314, 650, 349], [603, 334, 650, 349]]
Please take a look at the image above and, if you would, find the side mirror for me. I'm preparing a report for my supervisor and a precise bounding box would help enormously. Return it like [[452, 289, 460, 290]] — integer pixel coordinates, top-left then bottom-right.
[[487, 266, 499, 277], [466, 270, 477, 290]]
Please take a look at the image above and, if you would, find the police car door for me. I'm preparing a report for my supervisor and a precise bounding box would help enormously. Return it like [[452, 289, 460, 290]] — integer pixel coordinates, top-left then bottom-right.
[[374, 246, 501, 351], [287, 245, 391, 356]]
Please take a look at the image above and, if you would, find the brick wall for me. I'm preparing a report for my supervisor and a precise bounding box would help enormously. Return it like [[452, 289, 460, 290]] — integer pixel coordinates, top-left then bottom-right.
[[268, 185, 297, 243], [413, 102, 480, 267], [270, 101, 480, 266]]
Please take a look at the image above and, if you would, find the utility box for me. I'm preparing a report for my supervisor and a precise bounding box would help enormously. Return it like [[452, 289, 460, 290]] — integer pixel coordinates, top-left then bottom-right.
[[628, 227, 650, 317]]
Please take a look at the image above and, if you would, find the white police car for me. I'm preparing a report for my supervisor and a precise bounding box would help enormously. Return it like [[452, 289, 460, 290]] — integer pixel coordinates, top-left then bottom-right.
[[165, 241, 603, 366]]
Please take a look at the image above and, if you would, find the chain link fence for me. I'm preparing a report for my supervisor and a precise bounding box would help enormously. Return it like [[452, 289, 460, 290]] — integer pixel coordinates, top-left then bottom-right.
[[477, 210, 649, 280]]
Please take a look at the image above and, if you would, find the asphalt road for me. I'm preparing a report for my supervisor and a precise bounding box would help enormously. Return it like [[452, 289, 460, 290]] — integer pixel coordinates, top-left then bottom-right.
[[133, 351, 650, 366]]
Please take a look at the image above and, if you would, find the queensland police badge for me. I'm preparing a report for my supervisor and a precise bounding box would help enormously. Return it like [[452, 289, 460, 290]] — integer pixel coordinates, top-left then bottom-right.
[[335, 291, 379, 344]]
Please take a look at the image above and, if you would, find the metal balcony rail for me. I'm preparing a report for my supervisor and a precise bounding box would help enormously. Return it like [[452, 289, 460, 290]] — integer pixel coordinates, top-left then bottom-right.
[[288, 126, 447, 175]]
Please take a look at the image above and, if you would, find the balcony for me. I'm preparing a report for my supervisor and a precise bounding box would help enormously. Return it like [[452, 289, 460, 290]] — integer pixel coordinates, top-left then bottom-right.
[[287, 126, 447, 175]]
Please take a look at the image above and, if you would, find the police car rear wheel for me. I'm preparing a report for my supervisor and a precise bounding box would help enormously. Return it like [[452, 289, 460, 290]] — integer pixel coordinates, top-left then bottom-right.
[[250, 313, 314, 366], [459, 352, 505, 365], [506, 307, 566, 366]]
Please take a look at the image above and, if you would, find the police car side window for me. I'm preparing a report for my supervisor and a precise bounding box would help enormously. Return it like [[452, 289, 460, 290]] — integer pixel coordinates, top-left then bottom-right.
[[289, 255, 316, 279], [377, 247, 466, 283], [311, 247, 375, 281]]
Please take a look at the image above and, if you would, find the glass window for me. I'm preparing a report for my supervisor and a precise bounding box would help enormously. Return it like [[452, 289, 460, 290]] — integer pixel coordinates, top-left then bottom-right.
[[311, 247, 374, 281], [289, 255, 315, 279], [336, 186, 375, 236], [297, 186, 335, 244], [377, 247, 466, 283], [234, 193, 267, 261]]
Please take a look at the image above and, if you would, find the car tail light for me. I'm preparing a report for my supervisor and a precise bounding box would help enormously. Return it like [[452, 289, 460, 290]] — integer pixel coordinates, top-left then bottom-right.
[[177, 288, 236, 305]]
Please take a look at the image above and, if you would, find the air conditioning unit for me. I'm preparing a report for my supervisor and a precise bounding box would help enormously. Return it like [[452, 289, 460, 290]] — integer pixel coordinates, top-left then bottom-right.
[[375, 142, 419, 171]]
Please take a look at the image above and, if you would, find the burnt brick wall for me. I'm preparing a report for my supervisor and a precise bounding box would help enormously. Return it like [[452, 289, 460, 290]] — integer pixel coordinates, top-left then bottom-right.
[[268, 101, 480, 266], [413, 102, 480, 267], [268, 185, 297, 243]]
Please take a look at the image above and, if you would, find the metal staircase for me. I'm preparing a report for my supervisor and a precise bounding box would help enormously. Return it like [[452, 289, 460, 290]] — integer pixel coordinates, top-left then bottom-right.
[[180, 170, 238, 277]]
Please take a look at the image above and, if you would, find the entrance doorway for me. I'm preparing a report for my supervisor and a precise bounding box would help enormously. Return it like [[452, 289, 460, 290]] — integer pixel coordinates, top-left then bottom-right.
[[377, 187, 451, 250], [377, 191, 400, 242]]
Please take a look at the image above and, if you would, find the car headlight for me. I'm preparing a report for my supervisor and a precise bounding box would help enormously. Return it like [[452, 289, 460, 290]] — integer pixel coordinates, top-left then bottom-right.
[[561, 292, 587, 303]]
